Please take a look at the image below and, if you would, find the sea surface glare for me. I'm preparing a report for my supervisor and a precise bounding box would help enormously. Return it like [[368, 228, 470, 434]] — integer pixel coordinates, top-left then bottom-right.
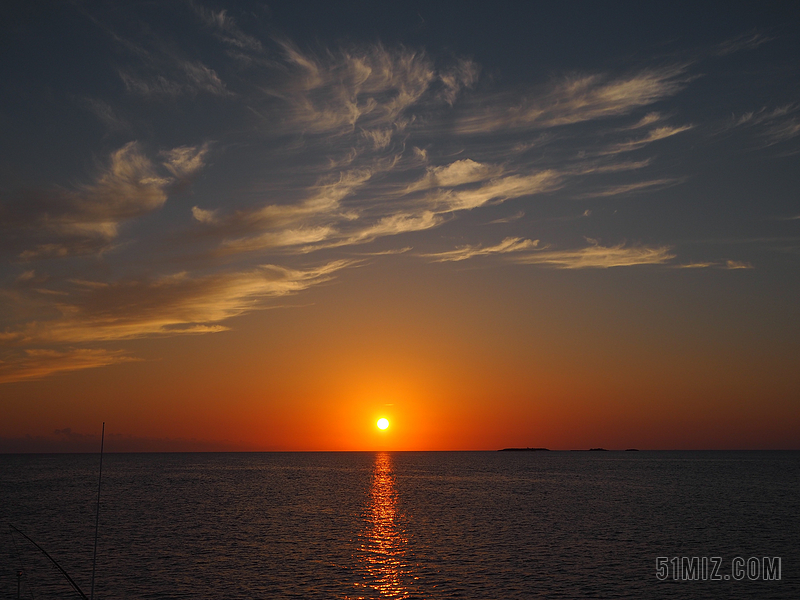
[[1, 451, 798, 599]]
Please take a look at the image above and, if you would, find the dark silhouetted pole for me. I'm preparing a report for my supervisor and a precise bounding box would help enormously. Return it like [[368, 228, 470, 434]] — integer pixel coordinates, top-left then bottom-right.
[[90, 422, 104, 600]]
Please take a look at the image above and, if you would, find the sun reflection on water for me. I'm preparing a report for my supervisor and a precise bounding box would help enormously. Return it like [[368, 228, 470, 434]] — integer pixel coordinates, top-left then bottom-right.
[[354, 452, 412, 599]]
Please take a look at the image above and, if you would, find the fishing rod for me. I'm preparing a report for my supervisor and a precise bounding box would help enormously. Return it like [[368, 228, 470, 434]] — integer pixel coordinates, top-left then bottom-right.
[[8, 422, 105, 600], [7, 524, 89, 600]]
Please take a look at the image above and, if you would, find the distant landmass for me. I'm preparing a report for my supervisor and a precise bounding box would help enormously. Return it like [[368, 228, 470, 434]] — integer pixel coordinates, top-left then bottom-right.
[[499, 447, 642, 452]]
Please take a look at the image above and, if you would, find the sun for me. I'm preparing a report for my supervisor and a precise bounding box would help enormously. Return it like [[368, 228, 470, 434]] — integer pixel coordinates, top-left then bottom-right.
[[377, 418, 389, 430]]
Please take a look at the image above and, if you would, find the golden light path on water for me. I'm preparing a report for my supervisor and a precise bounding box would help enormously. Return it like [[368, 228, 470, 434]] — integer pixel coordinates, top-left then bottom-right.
[[353, 452, 412, 599]]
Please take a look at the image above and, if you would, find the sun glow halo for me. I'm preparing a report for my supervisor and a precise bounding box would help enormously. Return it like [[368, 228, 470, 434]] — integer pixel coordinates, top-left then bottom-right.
[[377, 418, 389, 430]]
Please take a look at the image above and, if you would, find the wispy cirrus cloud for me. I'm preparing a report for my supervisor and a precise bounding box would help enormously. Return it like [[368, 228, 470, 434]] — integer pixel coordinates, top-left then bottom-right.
[[272, 169, 556, 250], [580, 177, 684, 198], [193, 156, 559, 257], [406, 159, 504, 192], [422, 237, 676, 269], [0, 142, 208, 260], [0, 260, 352, 345], [4, 7, 777, 388], [192, 168, 375, 253], [346, 211, 442, 243], [571, 159, 653, 176], [716, 32, 773, 56], [92, 5, 236, 100], [271, 42, 432, 134], [724, 260, 754, 270], [602, 124, 693, 155], [439, 58, 480, 105], [256, 40, 479, 147], [512, 240, 676, 269], [673, 261, 716, 269], [626, 112, 664, 129], [426, 170, 561, 212], [764, 117, 800, 145], [455, 67, 688, 134], [166, 37, 690, 267], [191, 3, 264, 53], [423, 237, 539, 262], [162, 143, 210, 179], [219, 227, 336, 254], [79, 97, 132, 133], [48, 142, 170, 221], [119, 59, 232, 98], [726, 104, 800, 146], [489, 211, 525, 224], [673, 260, 755, 270], [0, 348, 137, 384], [361, 128, 395, 150]]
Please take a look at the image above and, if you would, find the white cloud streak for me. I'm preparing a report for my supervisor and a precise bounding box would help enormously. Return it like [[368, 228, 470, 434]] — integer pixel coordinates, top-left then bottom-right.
[[347, 211, 441, 243], [603, 124, 693, 154], [428, 170, 561, 211], [424, 237, 539, 262], [456, 67, 688, 134], [512, 240, 675, 269], [581, 178, 683, 198], [1, 261, 352, 344], [423, 238, 677, 268], [725, 260, 754, 270], [489, 211, 525, 224], [406, 159, 504, 192], [673, 260, 755, 270]]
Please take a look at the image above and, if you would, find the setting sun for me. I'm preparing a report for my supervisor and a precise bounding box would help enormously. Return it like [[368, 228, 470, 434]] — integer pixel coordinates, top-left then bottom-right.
[[377, 418, 389, 430]]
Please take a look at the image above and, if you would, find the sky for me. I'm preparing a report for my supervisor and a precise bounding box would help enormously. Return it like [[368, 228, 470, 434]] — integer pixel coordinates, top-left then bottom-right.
[[1, 0, 799, 451]]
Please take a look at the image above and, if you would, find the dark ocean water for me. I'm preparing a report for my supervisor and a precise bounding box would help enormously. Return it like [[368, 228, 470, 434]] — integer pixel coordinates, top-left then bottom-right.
[[1, 451, 797, 599]]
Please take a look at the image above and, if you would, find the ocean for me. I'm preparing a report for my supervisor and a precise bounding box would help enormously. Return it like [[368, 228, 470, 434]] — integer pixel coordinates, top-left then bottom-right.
[[1, 451, 797, 599]]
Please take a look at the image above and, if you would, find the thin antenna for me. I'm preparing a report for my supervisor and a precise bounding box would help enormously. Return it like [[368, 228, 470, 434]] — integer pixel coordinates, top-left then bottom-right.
[[90, 422, 104, 600]]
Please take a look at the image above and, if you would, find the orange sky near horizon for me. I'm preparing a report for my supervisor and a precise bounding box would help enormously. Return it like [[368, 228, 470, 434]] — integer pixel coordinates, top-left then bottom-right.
[[3, 260, 798, 451]]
